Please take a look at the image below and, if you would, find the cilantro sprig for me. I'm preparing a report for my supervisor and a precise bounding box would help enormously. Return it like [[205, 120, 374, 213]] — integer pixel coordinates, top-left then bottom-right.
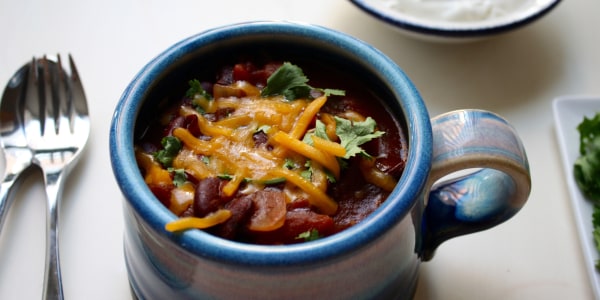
[[154, 136, 182, 168], [575, 114, 600, 202], [169, 168, 187, 187], [335, 116, 385, 159], [186, 79, 212, 100], [261, 62, 345, 100], [574, 113, 600, 270], [186, 79, 213, 113]]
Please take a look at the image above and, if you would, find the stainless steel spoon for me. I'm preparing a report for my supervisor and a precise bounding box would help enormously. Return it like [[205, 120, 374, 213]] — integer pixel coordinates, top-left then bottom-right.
[[0, 63, 34, 237]]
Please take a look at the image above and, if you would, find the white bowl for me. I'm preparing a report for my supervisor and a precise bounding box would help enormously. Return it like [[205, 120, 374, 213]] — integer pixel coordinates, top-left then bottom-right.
[[350, 0, 561, 41]]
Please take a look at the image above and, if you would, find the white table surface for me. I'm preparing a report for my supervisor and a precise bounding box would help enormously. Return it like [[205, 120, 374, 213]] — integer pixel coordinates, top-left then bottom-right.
[[0, 0, 597, 299]]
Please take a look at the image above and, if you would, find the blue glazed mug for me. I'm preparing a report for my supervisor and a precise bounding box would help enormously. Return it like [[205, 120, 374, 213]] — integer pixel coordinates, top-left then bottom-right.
[[109, 21, 530, 299]]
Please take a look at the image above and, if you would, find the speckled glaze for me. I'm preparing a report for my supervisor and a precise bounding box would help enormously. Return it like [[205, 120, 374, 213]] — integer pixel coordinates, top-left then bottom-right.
[[109, 22, 531, 299]]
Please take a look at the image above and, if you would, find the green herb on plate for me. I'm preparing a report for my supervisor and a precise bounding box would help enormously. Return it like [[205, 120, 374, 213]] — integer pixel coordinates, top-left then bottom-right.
[[574, 112, 600, 270]]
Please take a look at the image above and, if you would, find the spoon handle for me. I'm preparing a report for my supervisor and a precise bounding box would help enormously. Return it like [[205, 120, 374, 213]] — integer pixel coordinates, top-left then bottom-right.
[[42, 169, 66, 300], [0, 157, 31, 237]]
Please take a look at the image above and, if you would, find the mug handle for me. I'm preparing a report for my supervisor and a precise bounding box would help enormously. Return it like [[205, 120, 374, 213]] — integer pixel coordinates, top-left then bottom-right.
[[419, 109, 531, 261]]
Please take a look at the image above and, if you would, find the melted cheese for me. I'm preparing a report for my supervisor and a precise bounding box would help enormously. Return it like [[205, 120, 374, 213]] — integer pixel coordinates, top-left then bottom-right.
[[138, 79, 397, 233]]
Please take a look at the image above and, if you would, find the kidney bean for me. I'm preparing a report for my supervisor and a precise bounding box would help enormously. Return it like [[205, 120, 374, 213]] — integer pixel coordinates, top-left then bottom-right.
[[214, 107, 236, 121], [216, 65, 234, 85], [164, 115, 185, 136], [183, 114, 201, 137], [252, 131, 269, 148], [211, 195, 254, 240], [193, 177, 226, 217]]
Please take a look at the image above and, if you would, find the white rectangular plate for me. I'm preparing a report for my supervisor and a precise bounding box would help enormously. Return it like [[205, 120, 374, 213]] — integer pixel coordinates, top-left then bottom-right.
[[553, 95, 600, 298]]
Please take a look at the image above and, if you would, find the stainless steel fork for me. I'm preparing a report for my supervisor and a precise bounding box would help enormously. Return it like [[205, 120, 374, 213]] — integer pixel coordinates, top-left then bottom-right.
[[25, 54, 90, 300]]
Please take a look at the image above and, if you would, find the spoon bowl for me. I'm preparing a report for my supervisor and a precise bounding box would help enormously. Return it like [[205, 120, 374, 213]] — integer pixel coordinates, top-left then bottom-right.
[[0, 63, 34, 237]]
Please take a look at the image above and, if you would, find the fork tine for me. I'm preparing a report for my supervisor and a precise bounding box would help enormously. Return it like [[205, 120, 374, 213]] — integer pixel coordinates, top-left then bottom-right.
[[67, 54, 88, 116], [40, 56, 57, 136], [66, 54, 89, 134], [25, 57, 42, 136], [52, 54, 72, 136]]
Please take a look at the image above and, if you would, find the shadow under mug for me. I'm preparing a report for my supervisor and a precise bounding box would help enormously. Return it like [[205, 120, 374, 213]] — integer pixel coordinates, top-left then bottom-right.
[[109, 21, 531, 299]]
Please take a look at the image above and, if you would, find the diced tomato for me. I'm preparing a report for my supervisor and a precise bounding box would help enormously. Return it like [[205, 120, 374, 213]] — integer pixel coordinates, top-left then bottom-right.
[[232, 63, 252, 82]]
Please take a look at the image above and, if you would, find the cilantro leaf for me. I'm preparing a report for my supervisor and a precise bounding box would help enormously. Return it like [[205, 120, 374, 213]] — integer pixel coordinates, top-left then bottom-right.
[[259, 177, 287, 185], [284, 158, 298, 170], [302, 120, 329, 145], [298, 157, 336, 184], [575, 141, 600, 202], [217, 173, 234, 180], [300, 160, 314, 181], [261, 62, 310, 100], [261, 62, 345, 100], [186, 79, 213, 114], [168, 168, 187, 187], [335, 116, 384, 159], [199, 156, 210, 165], [295, 229, 321, 242], [594, 205, 600, 270], [578, 114, 600, 154], [322, 88, 346, 97], [154, 136, 182, 168], [186, 79, 212, 100]]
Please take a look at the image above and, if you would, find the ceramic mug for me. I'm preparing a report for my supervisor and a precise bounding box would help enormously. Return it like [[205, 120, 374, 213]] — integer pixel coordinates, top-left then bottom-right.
[[109, 21, 530, 299]]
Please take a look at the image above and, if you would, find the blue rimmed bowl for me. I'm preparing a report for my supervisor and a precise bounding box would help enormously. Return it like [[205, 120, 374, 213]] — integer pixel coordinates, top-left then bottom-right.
[[351, 0, 561, 41]]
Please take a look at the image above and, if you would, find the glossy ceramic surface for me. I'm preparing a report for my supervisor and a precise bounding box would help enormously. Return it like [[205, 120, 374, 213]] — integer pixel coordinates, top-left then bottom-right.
[[110, 21, 531, 299], [350, 0, 561, 41]]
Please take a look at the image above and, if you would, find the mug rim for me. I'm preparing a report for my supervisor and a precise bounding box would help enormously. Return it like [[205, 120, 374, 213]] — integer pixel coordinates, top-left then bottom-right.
[[109, 21, 432, 266]]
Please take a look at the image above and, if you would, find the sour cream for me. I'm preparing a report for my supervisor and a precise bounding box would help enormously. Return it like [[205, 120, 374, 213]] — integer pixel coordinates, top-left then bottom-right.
[[377, 0, 535, 23]]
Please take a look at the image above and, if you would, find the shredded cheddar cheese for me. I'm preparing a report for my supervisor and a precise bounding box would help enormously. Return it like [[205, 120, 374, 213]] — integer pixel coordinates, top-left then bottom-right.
[[173, 128, 213, 156], [289, 95, 327, 140], [359, 157, 397, 192], [161, 90, 343, 215], [270, 131, 341, 179], [311, 135, 347, 158], [165, 209, 232, 232], [180, 106, 234, 137], [136, 151, 173, 187], [135, 66, 399, 238], [268, 167, 338, 215], [320, 113, 338, 141]]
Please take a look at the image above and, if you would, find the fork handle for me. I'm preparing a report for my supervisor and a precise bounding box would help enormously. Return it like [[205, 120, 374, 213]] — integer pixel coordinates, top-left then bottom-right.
[[42, 170, 66, 300]]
